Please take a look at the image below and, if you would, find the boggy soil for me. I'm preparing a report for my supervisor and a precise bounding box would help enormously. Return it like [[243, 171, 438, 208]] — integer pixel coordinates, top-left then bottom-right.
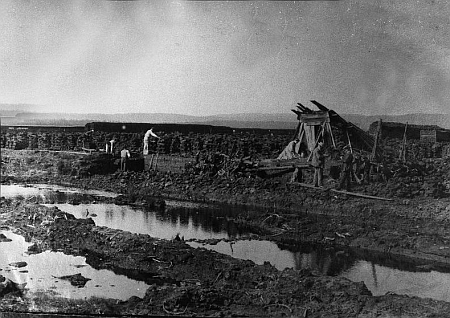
[[4, 149, 450, 317]]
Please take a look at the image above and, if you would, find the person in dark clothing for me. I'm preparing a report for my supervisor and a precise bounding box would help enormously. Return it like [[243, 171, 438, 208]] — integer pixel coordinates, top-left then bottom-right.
[[338, 148, 353, 191], [290, 150, 307, 183], [362, 156, 371, 184], [311, 141, 325, 187], [352, 154, 362, 182], [381, 161, 392, 182], [120, 148, 131, 171]]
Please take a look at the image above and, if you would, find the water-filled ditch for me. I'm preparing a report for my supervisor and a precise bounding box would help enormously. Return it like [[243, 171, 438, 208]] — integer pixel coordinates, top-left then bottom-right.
[[3, 184, 450, 302], [0, 231, 148, 300]]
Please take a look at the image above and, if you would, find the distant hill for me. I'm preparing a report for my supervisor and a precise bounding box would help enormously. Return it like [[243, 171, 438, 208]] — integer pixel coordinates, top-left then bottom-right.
[[1, 105, 450, 131], [200, 113, 450, 131], [0, 111, 297, 129]]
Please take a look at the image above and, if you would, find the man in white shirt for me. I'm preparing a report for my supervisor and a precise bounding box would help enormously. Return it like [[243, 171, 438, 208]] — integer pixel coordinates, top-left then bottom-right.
[[143, 128, 160, 155]]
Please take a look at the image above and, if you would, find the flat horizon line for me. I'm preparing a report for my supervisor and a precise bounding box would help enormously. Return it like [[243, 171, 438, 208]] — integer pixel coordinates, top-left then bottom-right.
[[1, 110, 450, 117]]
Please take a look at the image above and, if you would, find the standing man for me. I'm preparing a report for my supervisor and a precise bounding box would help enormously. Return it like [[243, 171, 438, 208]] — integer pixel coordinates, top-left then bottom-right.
[[352, 153, 362, 183], [338, 147, 354, 191], [311, 141, 325, 187], [120, 148, 131, 171], [143, 128, 160, 155], [362, 155, 371, 184]]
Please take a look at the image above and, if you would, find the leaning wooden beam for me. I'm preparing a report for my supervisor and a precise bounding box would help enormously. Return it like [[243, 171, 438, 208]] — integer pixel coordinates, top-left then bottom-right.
[[33, 149, 90, 156], [371, 119, 382, 161], [292, 109, 302, 119], [293, 121, 301, 140], [296, 105, 307, 113], [294, 182, 326, 189], [292, 182, 393, 201], [297, 103, 314, 113], [329, 109, 377, 153], [297, 103, 312, 113], [310, 100, 329, 112], [251, 165, 310, 172], [330, 189, 393, 201]]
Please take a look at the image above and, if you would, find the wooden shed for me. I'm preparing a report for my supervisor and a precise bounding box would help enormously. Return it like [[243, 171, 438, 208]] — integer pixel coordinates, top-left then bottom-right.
[[368, 121, 450, 142]]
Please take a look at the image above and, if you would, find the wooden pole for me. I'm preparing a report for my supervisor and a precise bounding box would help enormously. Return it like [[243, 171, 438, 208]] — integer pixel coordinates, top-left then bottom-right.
[[149, 154, 155, 170], [346, 129, 353, 154], [297, 125, 305, 153], [327, 123, 336, 148], [400, 122, 408, 163], [307, 123, 325, 161], [154, 153, 159, 170], [371, 119, 382, 162], [293, 121, 301, 140]]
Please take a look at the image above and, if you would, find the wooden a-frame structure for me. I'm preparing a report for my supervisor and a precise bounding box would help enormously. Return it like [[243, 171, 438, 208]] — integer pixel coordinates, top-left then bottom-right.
[[293, 106, 336, 155], [287, 100, 378, 158]]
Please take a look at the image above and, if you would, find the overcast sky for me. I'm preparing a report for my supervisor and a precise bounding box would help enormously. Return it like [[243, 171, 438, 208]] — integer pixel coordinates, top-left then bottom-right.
[[1, 0, 450, 116]]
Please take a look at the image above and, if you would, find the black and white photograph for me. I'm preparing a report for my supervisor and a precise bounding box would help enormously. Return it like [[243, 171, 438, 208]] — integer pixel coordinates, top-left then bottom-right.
[[2, 0, 450, 317]]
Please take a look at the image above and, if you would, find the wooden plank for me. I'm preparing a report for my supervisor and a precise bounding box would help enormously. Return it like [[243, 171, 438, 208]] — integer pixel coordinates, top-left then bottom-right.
[[294, 182, 327, 190], [310, 100, 329, 112], [330, 189, 393, 201], [297, 103, 313, 113], [292, 109, 302, 117], [327, 122, 336, 148], [293, 121, 302, 140], [31, 149, 90, 156], [81, 147, 96, 154], [292, 182, 393, 201], [299, 113, 330, 124], [249, 165, 310, 172], [256, 166, 295, 171], [259, 158, 309, 166]]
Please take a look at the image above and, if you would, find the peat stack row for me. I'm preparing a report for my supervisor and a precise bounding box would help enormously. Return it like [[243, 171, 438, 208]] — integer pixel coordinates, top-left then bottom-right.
[[3, 132, 29, 150], [73, 153, 117, 177]]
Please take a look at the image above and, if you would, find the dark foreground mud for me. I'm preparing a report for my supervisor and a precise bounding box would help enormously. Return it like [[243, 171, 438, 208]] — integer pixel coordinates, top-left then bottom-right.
[[4, 149, 450, 317]]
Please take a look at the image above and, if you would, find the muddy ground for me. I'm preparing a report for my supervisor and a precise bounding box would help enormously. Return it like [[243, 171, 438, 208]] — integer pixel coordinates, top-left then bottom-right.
[[3, 149, 450, 317]]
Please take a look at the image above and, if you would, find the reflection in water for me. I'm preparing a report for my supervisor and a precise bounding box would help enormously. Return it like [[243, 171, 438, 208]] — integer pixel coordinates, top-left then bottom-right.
[[189, 240, 357, 275], [190, 240, 450, 302], [46, 203, 249, 241], [6, 184, 450, 302], [0, 231, 148, 300], [341, 260, 450, 301], [1, 184, 117, 199], [188, 240, 297, 271], [290, 244, 356, 276], [1, 184, 249, 241]]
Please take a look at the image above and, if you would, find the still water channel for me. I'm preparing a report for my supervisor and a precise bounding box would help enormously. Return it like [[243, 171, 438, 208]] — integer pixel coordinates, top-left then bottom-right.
[[0, 231, 148, 300], [3, 184, 450, 302]]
